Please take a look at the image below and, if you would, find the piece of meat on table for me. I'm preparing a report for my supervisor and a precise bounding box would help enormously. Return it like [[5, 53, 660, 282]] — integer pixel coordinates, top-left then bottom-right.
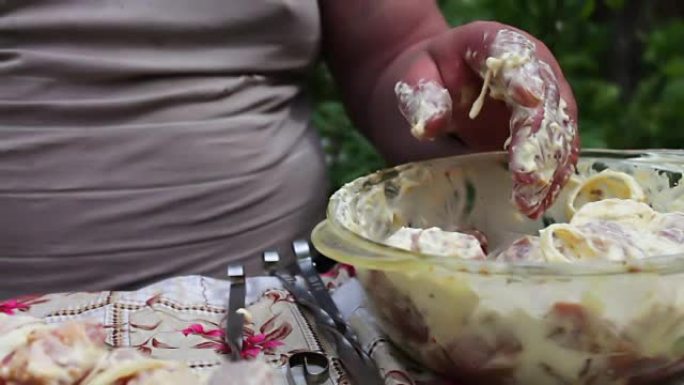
[[0, 316, 106, 385], [80, 349, 203, 385], [0, 313, 277, 385], [208, 359, 275, 385]]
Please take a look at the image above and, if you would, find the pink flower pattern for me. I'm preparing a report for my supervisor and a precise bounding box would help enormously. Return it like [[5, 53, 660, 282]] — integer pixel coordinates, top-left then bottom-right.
[[181, 323, 224, 338], [321, 263, 356, 279], [0, 294, 50, 315], [0, 299, 30, 315], [0, 266, 444, 385], [181, 323, 285, 359]]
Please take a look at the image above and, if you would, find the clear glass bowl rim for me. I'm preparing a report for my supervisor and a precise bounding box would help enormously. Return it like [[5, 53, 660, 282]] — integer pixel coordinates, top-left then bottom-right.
[[312, 148, 684, 277]]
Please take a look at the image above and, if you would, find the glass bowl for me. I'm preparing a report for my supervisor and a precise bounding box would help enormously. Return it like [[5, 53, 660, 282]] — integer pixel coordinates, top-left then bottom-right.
[[312, 149, 684, 385]]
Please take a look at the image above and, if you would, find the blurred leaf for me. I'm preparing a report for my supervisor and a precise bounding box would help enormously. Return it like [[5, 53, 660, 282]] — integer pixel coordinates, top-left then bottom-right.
[[661, 78, 684, 104], [592, 81, 621, 110], [663, 58, 684, 77], [604, 0, 625, 11], [558, 52, 599, 73], [580, 0, 596, 20], [644, 21, 684, 65], [579, 125, 608, 148]]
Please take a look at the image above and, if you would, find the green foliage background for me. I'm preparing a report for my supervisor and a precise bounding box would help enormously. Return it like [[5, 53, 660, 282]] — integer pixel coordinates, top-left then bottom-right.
[[312, 0, 684, 191]]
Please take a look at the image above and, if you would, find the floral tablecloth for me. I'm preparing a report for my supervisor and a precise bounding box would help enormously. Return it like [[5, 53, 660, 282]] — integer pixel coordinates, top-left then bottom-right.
[[1, 266, 451, 385]]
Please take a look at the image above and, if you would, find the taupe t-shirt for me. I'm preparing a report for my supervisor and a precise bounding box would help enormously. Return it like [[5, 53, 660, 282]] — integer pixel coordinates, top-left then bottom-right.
[[0, 0, 329, 297]]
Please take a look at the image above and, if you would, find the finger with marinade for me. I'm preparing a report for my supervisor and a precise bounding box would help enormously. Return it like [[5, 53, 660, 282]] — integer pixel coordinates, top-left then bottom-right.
[[464, 29, 579, 219]]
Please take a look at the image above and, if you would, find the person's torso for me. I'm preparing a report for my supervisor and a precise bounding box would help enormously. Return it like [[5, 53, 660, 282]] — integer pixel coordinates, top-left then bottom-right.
[[0, 0, 328, 297]]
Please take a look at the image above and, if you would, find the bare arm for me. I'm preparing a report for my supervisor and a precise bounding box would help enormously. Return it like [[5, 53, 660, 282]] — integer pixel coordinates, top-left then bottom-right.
[[320, 1, 579, 217], [320, 1, 459, 164], [320, 1, 577, 162]]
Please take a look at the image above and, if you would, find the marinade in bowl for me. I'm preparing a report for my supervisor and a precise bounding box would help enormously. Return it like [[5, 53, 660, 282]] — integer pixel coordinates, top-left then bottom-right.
[[312, 149, 684, 385]]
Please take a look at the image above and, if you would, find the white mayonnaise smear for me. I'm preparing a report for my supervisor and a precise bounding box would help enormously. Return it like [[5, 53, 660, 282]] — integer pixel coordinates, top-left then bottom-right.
[[394, 80, 452, 139]]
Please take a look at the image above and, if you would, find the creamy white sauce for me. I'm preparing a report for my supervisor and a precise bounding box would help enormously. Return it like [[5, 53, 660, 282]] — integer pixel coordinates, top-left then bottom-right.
[[333, 153, 684, 384], [462, 29, 577, 215], [394, 80, 452, 139], [469, 53, 534, 120], [385, 226, 485, 260], [372, 169, 684, 264]]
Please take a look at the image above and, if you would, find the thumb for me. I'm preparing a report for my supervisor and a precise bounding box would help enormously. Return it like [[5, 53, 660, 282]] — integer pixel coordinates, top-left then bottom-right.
[[393, 50, 453, 140], [393, 23, 543, 143], [394, 21, 580, 218]]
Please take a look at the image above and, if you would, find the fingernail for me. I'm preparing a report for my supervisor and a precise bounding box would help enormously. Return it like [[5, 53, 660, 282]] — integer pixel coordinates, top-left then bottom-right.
[[507, 67, 544, 107], [395, 80, 452, 140]]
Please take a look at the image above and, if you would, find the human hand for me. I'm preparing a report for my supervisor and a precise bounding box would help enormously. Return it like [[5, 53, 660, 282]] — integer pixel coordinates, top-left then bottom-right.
[[389, 21, 579, 219]]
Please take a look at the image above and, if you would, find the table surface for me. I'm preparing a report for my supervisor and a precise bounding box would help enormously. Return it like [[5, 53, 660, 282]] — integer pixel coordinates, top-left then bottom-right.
[[3, 267, 446, 385]]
